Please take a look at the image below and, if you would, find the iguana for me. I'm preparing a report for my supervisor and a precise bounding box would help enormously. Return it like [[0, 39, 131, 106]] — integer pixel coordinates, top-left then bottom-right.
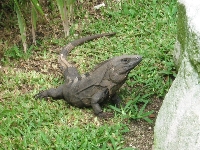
[[35, 33, 142, 118]]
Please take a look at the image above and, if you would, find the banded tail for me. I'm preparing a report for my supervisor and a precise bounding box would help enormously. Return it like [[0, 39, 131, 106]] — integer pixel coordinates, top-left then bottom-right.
[[59, 32, 116, 69]]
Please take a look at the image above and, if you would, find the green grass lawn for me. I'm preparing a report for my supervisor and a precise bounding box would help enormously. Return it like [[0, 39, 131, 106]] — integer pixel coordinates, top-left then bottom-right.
[[0, 0, 177, 149]]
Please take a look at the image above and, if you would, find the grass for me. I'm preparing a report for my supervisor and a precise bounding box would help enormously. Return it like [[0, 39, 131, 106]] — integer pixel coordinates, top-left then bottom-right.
[[0, 0, 177, 149], [0, 70, 128, 149]]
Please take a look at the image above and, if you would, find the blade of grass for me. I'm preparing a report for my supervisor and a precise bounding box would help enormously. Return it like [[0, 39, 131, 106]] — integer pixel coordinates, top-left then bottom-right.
[[109, 105, 122, 113]]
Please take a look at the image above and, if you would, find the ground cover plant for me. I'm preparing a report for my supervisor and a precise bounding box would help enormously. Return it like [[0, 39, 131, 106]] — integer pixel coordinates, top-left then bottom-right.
[[0, 0, 177, 149]]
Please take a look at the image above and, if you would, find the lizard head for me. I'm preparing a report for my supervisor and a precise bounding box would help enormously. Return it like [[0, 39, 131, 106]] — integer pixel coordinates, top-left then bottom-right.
[[108, 55, 142, 83]]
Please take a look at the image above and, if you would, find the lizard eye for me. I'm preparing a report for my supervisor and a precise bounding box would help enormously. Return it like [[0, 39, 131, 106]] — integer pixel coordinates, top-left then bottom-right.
[[136, 56, 142, 60]]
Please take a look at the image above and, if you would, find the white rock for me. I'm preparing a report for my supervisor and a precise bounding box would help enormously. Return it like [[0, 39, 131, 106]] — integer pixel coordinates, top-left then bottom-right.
[[154, 1, 200, 150]]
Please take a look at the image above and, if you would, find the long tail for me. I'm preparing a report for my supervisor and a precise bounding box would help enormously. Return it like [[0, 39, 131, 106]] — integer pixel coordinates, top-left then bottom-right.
[[59, 32, 116, 69], [60, 32, 116, 58]]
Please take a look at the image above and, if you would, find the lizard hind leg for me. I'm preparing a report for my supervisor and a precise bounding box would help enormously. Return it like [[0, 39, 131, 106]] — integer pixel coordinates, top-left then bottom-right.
[[63, 67, 81, 82]]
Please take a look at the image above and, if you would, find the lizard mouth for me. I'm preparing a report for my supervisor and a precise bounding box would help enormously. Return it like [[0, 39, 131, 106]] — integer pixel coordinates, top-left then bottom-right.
[[120, 59, 142, 74]]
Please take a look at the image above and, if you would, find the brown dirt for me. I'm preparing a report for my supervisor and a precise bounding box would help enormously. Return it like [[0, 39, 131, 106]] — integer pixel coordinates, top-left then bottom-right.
[[124, 98, 162, 149]]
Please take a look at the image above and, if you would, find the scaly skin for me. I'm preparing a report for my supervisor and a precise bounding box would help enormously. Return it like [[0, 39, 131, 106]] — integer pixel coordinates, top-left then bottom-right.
[[35, 33, 142, 118]]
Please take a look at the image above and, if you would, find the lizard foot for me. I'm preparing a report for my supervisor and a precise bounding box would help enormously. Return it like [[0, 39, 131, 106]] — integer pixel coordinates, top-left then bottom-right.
[[97, 112, 114, 119], [34, 91, 47, 100]]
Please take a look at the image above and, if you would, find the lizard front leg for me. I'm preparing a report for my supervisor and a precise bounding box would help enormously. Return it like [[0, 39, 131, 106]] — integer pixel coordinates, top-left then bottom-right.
[[91, 89, 113, 118], [111, 94, 123, 108], [35, 85, 64, 100]]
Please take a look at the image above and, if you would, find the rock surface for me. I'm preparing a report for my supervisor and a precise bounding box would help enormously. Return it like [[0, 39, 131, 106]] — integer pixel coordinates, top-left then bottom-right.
[[154, 0, 200, 149]]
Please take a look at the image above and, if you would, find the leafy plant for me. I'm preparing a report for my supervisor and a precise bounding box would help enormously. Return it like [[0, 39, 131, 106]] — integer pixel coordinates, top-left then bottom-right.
[[31, 0, 44, 45], [2, 44, 33, 63], [13, 0, 44, 52], [56, 0, 76, 37], [14, 0, 27, 52]]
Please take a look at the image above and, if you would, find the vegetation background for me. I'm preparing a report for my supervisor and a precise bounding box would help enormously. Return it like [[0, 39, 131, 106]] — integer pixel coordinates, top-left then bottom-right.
[[0, 0, 177, 149]]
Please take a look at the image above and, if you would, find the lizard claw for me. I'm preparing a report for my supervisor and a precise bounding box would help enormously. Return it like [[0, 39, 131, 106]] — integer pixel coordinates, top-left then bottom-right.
[[97, 112, 114, 119]]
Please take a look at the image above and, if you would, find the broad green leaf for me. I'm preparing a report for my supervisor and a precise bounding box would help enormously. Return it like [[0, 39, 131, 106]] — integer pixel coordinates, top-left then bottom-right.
[[31, 3, 37, 30], [56, 0, 64, 19], [31, 3, 37, 44], [14, 0, 27, 52], [31, 0, 44, 15]]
